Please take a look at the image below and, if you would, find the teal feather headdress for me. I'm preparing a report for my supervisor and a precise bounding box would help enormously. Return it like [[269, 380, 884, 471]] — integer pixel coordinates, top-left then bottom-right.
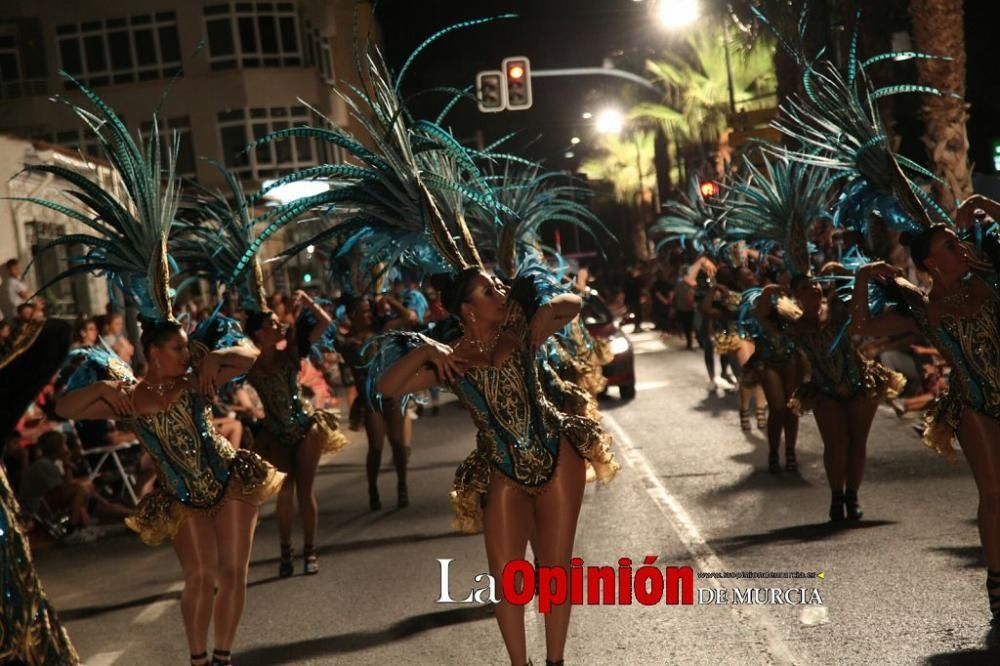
[[172, 162, 269, 312], [723, 149, 832, 277], [649, 177, 728, 257], [10, 74, 180, 320]]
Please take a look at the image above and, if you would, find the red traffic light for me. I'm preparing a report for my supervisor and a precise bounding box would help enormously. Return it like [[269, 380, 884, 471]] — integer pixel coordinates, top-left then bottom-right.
[[699, 180, 719, 199]]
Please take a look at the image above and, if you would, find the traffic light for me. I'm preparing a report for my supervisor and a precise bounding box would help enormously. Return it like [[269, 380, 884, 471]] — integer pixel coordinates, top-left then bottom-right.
[[699, 180, 719, 199], [476, 70, 505, 113], [502, 56, 532, 110]]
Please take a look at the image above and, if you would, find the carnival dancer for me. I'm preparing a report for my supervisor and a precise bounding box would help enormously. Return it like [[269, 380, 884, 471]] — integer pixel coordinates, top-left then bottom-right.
[[21, 77, 282, 666], [0, 317, 79, 665], [726, 153, 904, 515], [376, 268, 618, 666], [851, 197, 1000, 625], [175, 169, 348, 578]]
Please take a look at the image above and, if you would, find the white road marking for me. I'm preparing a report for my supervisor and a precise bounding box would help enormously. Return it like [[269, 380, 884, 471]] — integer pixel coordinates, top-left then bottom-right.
[[602, 412, 800, 665], [634, 380, 669, 391], [86, 650, 124, 666], [131, 581, 184, 625]]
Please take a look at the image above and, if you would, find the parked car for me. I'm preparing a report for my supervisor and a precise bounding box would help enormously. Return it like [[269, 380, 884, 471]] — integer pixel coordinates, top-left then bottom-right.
[[582, 290, 636, 400]]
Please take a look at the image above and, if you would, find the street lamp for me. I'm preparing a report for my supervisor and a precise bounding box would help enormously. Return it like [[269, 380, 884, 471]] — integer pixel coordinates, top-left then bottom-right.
[[656, 0, 699, 29], [595, 108, 624, 135]]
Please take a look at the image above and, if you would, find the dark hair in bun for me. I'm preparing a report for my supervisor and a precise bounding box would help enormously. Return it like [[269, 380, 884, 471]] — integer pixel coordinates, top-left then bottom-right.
[[899, 223, 950, 271], [138, 316, 183, 354], [428, 268, 480, 316]]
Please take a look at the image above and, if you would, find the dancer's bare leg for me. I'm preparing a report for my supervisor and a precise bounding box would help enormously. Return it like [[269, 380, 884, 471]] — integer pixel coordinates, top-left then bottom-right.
[[483, 476, 534, 666], [173, 514, 219, 658], [211, 499, 259, 651]]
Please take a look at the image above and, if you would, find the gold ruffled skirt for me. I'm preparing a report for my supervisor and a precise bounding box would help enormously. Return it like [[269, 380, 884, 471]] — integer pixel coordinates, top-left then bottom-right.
[[126, 450, 285, 546], [713, 332, 743, 355], [922, 389, 962, 457], [788, 360, 906, 415], [255, 410, 349, 472], [448, 416, 619, 534]]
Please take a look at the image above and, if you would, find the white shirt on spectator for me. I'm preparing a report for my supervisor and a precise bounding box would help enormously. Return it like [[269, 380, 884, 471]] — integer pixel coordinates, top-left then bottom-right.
[[0, 275, 28, 320]]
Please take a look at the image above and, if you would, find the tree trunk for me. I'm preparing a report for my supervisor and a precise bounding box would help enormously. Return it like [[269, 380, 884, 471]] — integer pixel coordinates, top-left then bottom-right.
[[908, 0, 973, 214]]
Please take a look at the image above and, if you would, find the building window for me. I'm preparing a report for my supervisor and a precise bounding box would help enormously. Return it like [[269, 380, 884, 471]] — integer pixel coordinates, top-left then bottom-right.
[[28, 222, 90, 317], [140, 116, 197, 178], [203, 2, 302, 71], [217, 105, 322, 180], [0, 21, 48, 99], [56, 12, 181, 89]]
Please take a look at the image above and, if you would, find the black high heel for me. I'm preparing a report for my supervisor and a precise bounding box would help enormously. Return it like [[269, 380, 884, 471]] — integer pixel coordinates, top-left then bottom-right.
[[211, 649, 231, 666], [546, 660, 564, 666], [739, 409, 752, 433], [756, 407, 767, 431], [768, 450, 781, 474], [191, 652, 208, 666], [844, 489, 863, 520], [369, 485, 381, 511], [829, 490, 845, 522], [988, 570, 1000, 625], [785, 449, 798, 473], [397, 481, 409, 508], [278, 544, 294, 578]]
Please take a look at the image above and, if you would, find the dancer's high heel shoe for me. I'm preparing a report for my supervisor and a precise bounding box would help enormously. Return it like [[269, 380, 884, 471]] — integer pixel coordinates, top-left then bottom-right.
[[546, 660, 565, 666], [756, 407, 767, 431], [844, 489, 863, 520], [369, 485, 381, 511], [303, 544, 319, 575], [987, 569, 1000, 625], [739, 409, 752, 433], [768, 450, 781, 474], [278, 544, 294, 578], [397, 481, 409, 508], [785, 449, 798, 473], [211, 649, 231, 666], [191, 652, 208, 666], [829, 490, 846, 522]]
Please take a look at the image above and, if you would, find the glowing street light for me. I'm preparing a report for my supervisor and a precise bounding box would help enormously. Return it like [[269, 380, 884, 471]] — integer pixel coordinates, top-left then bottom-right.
[[581, 111, 593, 119], [570, 136, 581, 145], [657, 0, 699, 29], [595, 108, 624, 135]]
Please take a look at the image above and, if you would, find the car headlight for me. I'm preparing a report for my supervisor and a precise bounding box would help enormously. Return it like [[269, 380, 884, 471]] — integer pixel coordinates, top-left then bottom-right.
[[609, 335, 631, 355]]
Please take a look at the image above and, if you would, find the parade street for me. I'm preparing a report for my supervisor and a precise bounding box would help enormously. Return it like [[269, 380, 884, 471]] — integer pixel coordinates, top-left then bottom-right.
[[32, 331, 997, 666]]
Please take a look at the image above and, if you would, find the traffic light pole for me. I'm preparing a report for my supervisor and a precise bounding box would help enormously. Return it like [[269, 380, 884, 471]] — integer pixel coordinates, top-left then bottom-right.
[[530, 67, 660, 93]]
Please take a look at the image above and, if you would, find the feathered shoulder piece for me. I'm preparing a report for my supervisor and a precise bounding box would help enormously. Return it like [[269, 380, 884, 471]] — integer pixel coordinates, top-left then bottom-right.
[[507, 252, 571, 322], [61, 347, 136, 393], [13, 74, 180, 320]]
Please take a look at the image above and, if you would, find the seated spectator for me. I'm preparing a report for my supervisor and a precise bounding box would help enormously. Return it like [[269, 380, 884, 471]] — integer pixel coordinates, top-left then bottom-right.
[[71, 315, 99, 349], [3, 430, 28, 493], [100, 311, 134, 364], [18, 431, 132, 528]]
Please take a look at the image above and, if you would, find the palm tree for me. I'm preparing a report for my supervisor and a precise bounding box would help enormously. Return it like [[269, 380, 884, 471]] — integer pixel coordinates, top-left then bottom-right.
[[581, 129, 657, 261], [631, 22, 776, 180], [908, 0, 973, 214]]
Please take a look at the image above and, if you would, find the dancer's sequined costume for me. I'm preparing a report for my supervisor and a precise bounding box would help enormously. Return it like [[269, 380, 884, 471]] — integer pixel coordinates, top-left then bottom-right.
[[127, 387, 284, 545], [447, 300, 618, 533], [786, 305, 905, 414], [247, 344, 348, 472], [895, 276, 1000, 454]]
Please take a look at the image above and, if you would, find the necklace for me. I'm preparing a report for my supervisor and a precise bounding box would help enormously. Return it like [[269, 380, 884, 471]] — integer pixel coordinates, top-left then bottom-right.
[[143, 378, 178, 398], [466, 328, 502, 355], [938, 276, 972, 308]]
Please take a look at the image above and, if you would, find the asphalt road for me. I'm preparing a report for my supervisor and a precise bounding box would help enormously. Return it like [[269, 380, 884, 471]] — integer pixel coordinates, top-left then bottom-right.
[[33, 330, 1000, 665]]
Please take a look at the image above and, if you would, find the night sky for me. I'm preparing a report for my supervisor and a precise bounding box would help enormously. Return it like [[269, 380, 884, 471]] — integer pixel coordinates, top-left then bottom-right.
[[374, 0, 1000, 181]]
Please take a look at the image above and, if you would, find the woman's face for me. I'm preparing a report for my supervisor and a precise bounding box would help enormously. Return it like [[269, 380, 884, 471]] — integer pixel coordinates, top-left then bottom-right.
[[794, 279, 823, 313], [350, 300, 373, 330], [149, 330, 191, 378], [463, 273, 508, 325], [82, 321, 98, 346], [108, 315, 123, 336], [926, 228, 971, 281], [254, 312, 283, 350]]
